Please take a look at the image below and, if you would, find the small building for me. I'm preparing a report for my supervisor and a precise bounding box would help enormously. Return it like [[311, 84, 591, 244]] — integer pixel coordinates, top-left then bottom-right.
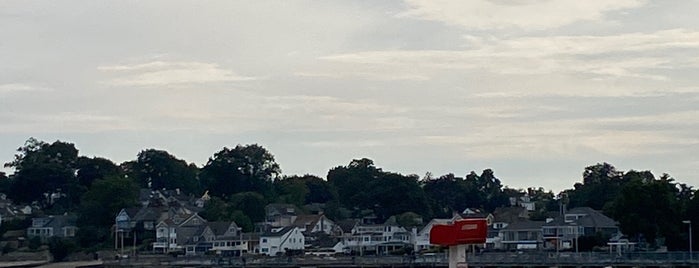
[[259, 226, 305, 256], [26, 215, 77, 242]]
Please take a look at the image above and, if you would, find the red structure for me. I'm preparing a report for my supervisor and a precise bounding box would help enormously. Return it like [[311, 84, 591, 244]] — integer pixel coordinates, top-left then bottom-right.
[[430, 218, 489, 268], [430, 218, 488, 246]]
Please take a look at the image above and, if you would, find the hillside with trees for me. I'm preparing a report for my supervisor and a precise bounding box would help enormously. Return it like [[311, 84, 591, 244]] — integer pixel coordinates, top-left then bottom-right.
[[1, 137, 697, 255]]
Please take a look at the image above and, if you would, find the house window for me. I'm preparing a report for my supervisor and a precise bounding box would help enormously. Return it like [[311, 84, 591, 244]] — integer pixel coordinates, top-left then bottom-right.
[[262, 238, 268, 243], [262, 248, 268, 253]]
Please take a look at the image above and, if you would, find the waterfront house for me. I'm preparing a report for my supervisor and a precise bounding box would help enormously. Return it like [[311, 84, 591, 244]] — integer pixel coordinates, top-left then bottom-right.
[[542, 207, 618, 251], [26, 215, 77, 242], [153, 212, 207, 253], [259, 226, 305, 256], [335, 216, 412, 255]]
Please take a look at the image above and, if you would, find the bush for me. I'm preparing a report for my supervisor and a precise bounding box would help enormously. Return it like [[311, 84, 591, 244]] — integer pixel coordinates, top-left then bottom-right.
[[28, 236, 42, 250], [48, 237, 77, 262]]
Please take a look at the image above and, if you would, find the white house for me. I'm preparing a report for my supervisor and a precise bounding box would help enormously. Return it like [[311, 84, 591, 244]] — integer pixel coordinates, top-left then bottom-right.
[[336, 216, 412, 255], [259, 226, 305, 256]]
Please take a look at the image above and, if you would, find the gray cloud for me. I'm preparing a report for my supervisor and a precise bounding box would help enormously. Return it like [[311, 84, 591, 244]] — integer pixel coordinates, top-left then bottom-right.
[[1, 0, 699, 192]]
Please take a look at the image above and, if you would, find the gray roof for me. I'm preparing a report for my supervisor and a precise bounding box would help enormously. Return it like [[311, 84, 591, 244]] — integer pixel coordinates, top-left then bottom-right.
[[504, 220, 545, 230], [336, 219, 359, 233], [543, 207, 617, 228], [207, 221, 238, 236], [32, 215, 77, 229], [262, 226, 296, 237]]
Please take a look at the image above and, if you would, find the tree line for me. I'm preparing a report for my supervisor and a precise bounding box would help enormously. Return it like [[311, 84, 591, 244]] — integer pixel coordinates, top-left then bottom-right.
[[1, 138, 697, 251]]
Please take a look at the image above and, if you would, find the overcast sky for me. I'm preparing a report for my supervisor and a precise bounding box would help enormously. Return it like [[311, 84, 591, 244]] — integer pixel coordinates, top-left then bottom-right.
[[2, 0, 698, 192]]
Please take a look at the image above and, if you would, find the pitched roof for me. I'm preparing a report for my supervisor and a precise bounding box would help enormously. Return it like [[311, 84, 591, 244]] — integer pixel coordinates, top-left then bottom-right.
[[503, 220, 545, 230], [543, 207, 617, 228], [262, 226, 297, 237], [293, 214, 322, 228], [336, 219, 359, 233], [207, 221, 238, 236]]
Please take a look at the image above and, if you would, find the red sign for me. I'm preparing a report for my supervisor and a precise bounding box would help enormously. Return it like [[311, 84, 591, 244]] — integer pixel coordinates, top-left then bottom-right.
[[429, 218, 488, 246]]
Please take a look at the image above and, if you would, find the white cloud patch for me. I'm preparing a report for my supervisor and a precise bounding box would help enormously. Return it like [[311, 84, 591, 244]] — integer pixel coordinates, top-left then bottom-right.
[[98, 61, 256, 87], [421, 113, 698, 159], [0, 83, 51, 94], [399, 0, 645, 30], [313, 29, 699, 95]]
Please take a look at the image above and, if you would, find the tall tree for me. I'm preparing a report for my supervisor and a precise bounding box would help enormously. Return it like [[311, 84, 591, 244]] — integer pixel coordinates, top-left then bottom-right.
[[4, 138, 79, 208], [423, 173, 471, 218], [75, 156, 121, 188], [125, 149, 199, 194], [229, 192, 267, 223], [76, 175, 138, 248], [199, 144, 280, 199], [608, 171, 684, 249], [565, 163, 624, 210], [369, 172, 431, 220], [327, 158, 381, 211], [274, 176, 310, 208], [328, 159, 431, 221]]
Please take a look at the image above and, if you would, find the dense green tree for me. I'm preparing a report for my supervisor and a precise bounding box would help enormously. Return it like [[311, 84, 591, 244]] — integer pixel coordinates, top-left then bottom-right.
[[423, 173, 471, 218], [472, 169, 510, 211], [230, 210, 254, 232], [4, 138, 80, 208], [229, 192, 267, 223], [0, 171, 9, 194], [48, 237, 77, 262], [75, 157, 121, 188], [369, 173, 432, 220], [327, 158, 381, 210], [328, 159, 431, 221], [608, 172, 684, 249], [125, 149, 199, 194], [281, 174, 338, 205], [200, 197, 232, 221], [395, 212, 423, 229], [274, 176, 309, 208], [565, 163, 624, 210], [200, 144, 280, 199], [76, 175, 138, 248]]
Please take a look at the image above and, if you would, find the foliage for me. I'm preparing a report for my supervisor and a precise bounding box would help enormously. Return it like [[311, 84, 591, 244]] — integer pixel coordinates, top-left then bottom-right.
[[564, 163, 624, 210], [274, 176, 309, 208], [76, 175, 138, 248], [48, 237, 77, 262], [200, 144, 280, 199], [75, 157, 121, 188], [607, 172, 686, 249], [229, 192, 267, 223], [125, 149, 199, 194], [4, 138, 80, 208], [231, 210, 254, 232], [28, 236, 42, 250], [395, 212, 423, 229], [577, 232, 610, 251], [328, 159, 431, 221]]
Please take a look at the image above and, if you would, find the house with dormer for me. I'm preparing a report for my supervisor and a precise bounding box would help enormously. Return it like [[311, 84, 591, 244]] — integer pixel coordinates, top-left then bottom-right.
[[26, 215, 77, 242], [542, 207, 618, 251], [259, 226, 305, 256], [153, 213, 207, 253]]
